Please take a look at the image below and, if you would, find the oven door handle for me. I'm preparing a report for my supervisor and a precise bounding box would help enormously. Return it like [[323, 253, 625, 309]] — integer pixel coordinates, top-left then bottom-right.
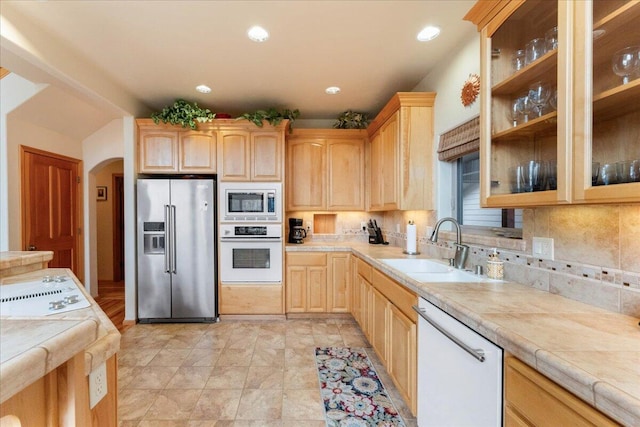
[[412, 305, 486, 362]]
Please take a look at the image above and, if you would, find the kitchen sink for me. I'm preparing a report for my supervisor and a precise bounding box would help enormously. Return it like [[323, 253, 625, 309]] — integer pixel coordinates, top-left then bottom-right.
[[379, 258, 493, 283]]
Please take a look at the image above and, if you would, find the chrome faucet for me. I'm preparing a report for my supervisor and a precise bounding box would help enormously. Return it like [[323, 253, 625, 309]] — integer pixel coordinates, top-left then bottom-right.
[[429, 217, 469, 270]]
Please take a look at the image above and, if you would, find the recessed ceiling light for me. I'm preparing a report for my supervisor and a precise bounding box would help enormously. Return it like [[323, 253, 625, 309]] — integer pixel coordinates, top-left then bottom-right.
[[325, 86, 341, 95], [195, 85, 211, 94], [417, 26, 441, 42], [248, 26, 269, 42]]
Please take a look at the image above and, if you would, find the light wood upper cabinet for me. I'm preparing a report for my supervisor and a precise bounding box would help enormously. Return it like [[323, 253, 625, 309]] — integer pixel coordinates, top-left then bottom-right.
[[465, 0, 640, 207], [367, 92, 436, 211], [137, 119, 286, 180], [286, 138, 326, 210], [179, 131, 217, 173], [218, 130, 251, 180], [139, 130, 179, 173], [252, 132, 282, 181], [572, 0, 640, 203], [286, 129, 366, 211]]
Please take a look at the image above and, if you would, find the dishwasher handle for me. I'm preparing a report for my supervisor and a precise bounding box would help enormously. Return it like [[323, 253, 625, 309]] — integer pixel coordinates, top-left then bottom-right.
[[413, 305, 486, 363]]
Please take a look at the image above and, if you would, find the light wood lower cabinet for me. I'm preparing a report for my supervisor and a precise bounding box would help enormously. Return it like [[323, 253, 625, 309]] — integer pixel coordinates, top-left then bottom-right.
[[0, 353, 118, 427], [351, 256, 417, 415], [219, 284, 284, 315], [285, 252, 350, 313], [505, 356, 619, 427]]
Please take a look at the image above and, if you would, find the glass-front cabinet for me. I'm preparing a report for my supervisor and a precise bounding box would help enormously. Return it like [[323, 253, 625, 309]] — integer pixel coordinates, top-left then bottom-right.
[[466, 0, 640, 207], [573, 0, 640, 202]]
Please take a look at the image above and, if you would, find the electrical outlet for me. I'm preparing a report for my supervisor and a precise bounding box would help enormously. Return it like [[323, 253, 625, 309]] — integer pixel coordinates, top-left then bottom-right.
[[396, 223, 400, 233], [532, 237, 554, 260], [361, 221, 367, 231], [89, 362, 108, 409]]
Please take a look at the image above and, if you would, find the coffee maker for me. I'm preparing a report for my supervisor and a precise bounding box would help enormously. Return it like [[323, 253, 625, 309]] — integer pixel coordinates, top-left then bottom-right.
[[288, 218, 307, 244]]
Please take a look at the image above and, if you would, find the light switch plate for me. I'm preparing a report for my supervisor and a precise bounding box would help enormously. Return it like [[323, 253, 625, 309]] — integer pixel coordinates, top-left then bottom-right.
[[532, 237, 554, 260]]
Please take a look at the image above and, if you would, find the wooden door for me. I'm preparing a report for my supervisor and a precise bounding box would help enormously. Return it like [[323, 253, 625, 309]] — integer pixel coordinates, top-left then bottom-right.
[[112, 174, 124, 281], [22, 147, 81, 275], [252, 132, 282, 181], [327, 139, 365, 210], [306, 266, 327, 312], [286, 266, 307, 312]]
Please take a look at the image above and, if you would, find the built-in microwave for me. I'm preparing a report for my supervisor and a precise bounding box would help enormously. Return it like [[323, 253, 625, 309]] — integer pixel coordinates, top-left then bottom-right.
[[219, 182, 282, 222]]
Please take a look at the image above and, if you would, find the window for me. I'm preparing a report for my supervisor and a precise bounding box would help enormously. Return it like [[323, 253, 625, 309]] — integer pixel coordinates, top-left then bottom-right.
[[456, 152, 523, 230]]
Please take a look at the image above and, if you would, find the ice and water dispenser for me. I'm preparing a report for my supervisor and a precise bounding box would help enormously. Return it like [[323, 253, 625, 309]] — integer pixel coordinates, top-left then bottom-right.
[[143, 222, 165, 254]]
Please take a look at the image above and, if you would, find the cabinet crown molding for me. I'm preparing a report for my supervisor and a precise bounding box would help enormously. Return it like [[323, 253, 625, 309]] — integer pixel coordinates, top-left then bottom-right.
[[135, 118, 290, 132], [367, 92, 436, 136]]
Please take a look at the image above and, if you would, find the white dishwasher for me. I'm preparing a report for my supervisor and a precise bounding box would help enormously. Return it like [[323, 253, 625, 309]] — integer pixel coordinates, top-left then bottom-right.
[[414, 297, 503, 427]]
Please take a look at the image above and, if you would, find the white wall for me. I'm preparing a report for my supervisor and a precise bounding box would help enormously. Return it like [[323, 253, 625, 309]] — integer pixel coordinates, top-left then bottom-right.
[[0, 73, 45, 250], [82, 119, 124, 296], [412, 32, 480, 224]]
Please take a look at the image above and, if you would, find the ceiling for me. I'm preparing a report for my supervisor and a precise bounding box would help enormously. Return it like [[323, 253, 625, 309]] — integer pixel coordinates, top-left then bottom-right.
[[3, 0, 477, 123]]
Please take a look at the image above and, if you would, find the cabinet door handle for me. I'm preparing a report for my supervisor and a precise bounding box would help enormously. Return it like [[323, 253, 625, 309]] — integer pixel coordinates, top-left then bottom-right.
[[412, 305, 486, 362], [28, 245, 37, 251]]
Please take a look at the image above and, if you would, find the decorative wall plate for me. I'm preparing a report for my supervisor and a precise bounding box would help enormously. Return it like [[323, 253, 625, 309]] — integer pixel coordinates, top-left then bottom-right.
[[461, 73, 480, 107]]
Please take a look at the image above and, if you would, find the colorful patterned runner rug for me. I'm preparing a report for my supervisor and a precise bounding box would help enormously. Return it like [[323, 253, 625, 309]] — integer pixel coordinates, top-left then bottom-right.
[[315, 347, 406, 427]]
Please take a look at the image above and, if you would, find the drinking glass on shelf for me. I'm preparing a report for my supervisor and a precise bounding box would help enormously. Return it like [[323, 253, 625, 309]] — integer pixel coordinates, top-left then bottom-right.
[[543, 160, 557, 191], [592, 162, 600, 186], [599, 163, 618, 185], [630, 160, 640, 182], [616, 160, 632, 183], [521, 160, 540, 192], [549, 87, 558, 111], [516, 95, 533, 123], [507, 98, 521, 127], [512, 49, 526, 72], [612, 46, 640, 85], [525, 38, 546, 65], [545, 27, 558, 51], [509, 165, 525, 193], [528, 82, 551, 117]]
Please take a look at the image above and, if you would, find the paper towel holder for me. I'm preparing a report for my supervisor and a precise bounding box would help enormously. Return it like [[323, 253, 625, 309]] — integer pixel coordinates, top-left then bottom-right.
[[403, 220, 420, 255]]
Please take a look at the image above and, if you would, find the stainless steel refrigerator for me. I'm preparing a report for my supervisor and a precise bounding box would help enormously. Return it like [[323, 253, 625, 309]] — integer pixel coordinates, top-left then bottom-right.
[[137, 178, 217, 322]]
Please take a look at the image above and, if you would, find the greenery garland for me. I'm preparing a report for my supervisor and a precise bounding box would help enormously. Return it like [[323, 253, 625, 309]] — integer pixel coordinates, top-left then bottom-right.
[[151, 99, 215, 130]]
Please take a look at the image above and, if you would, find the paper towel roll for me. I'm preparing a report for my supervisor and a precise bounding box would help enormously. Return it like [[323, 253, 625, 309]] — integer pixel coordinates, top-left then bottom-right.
[[406, 223, 417, 254]]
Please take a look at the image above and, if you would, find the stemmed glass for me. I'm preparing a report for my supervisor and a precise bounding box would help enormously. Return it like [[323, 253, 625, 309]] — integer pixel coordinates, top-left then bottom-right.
[[516, 95, 533, 123], [612, 46, 640, 84], [528, 82, 551, 117], [507, 98, 521, 127]]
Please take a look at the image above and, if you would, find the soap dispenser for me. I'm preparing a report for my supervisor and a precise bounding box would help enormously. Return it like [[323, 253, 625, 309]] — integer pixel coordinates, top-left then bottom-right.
[[486, 248, 504, 280]]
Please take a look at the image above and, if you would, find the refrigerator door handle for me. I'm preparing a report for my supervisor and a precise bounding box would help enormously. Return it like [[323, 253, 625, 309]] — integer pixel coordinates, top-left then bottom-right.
[[171, 204, 177, 273], [164, 204, 171, 273]]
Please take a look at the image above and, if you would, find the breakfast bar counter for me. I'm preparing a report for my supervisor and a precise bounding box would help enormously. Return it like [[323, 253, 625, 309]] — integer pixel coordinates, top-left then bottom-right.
[[0, 251, 120, 425], [287, 242, 640, 426]]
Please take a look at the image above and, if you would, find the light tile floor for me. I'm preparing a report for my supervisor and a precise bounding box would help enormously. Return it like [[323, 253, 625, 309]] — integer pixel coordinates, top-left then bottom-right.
[[117, 318, 417, 426]]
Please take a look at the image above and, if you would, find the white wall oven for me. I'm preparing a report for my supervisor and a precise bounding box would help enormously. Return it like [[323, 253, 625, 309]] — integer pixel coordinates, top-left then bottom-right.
[[219, 224, 282, 283], [219, 182, 281, 222]]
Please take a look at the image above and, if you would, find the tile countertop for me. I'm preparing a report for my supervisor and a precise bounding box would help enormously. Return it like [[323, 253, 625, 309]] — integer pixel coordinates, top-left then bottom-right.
[[287, 242, 640, 426], [0, 262, 121, 404]]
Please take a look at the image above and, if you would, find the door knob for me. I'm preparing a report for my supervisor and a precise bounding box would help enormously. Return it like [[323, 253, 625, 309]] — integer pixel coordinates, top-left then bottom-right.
[[28, 245, 37, 251]]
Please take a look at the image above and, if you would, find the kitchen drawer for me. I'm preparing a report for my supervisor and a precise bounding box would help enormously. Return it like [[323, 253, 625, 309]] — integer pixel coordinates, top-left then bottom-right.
[[286, 252, 327, 266], [220, 284, 283, 314], [357, 258, 372, 282], [505, 357, 618, 427], [371, 269, 417, 321]]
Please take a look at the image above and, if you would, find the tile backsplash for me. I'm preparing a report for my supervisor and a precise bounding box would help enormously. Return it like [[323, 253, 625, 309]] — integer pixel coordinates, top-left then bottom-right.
[[288, 204, 640, 318]]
